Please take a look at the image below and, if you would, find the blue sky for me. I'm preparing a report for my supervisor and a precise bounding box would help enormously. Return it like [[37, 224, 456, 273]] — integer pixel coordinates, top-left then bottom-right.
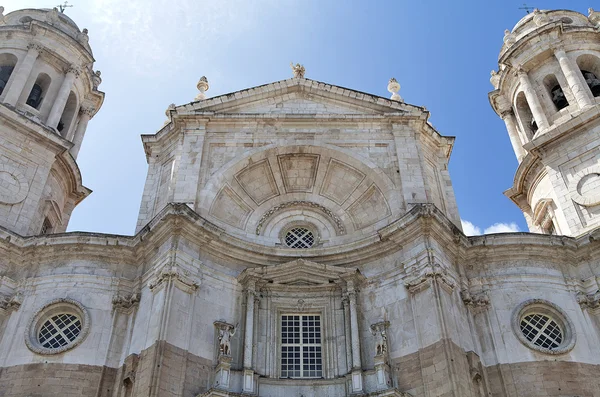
[[5, 1, 592, 236]]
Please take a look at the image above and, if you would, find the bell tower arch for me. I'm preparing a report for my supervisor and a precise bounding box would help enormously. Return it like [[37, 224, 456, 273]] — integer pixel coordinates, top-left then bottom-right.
[[0, 7, 104, 235], [489, 8, 600, 236]]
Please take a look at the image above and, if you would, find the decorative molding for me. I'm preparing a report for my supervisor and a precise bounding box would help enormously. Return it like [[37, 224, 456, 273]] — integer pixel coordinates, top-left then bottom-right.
[[0, 292, 22, 313], [256, 200, 345, 235], [25, 298, 91, 355], [576, 290, 600, 309], [148, 265, 199, 293], [296, 299, 311, 312], [112, 292, 140, 311], [460, 290, 490, 310], [404, 264, 455, 294]]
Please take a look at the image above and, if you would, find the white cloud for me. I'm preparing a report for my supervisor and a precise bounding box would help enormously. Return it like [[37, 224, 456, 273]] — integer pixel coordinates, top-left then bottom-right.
[[461, 220, 482, 236], [461, 219, 520, 236]]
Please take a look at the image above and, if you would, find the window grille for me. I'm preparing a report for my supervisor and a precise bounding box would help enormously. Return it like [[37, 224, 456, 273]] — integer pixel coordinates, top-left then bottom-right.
[[38, 313, 82, 349], [281, 314, 322, 378], [284, 227, 314, 248], [40, 218, 52, 235], [520, 313, 563, 350]]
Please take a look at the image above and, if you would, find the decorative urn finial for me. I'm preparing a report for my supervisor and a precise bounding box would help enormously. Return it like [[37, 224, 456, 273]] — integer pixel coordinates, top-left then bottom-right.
[[503, 29, 516, 46], [387, 78, 402, 102], [490, 70, 500, 88], [195, 76, 209, 100], [290, 62, 305, 78]]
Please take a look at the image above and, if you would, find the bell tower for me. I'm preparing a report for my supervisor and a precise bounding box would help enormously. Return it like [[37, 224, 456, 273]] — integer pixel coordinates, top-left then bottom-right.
[[489, 8, 600, 236], [0, 7, 103, 236]]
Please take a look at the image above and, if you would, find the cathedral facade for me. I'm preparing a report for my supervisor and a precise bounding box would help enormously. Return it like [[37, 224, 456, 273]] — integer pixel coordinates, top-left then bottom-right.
[[0, 6, 599, 397]]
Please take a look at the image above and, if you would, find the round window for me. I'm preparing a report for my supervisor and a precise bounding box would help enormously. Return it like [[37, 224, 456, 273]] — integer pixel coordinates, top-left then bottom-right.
[[285, 227, 315, 248], [25, 298, 90, 355], [512, 299, 575, 354]]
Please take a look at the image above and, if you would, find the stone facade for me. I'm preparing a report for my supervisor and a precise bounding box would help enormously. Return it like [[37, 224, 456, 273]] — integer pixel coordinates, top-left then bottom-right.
[[0, 6, 599, 397]]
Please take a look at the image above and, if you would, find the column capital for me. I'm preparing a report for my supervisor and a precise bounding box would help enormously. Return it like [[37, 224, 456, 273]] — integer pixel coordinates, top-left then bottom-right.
[[79, 106, 95, 117], [500, 109, 515, 119], [516, 65, 528, 76], [65, 65, 81, 77], [26, 43, 44, 53]]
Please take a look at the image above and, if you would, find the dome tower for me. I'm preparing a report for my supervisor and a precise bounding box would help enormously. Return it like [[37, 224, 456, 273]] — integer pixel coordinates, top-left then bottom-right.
[[0, 7, 103, 236], [490, 8, 600, 236]]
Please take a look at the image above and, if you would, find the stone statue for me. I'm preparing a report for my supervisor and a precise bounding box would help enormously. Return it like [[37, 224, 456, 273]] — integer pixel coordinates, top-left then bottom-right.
[[216, 322, 236, 357], [0, 7, 6, 26], [92, 70, 102, 90], [77, 28, 89, 44], [490, 70, 500, 88], [503, 29, 515, 46], [370, 321, 390, 357], [290, 62, 305, 78], [46, 7, 60, 25]]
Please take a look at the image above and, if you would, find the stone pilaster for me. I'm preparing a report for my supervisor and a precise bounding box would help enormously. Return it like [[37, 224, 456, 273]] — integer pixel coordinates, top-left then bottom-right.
[[69, 106, 94, 159]]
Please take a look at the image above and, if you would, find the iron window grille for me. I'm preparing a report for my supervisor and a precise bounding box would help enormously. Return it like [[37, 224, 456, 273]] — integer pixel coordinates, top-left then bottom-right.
[[281, 314, 322, 378]]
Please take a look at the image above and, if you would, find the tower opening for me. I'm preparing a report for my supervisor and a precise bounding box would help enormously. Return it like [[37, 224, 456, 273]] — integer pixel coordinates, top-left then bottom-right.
[[58, 91, 77, 137], [515, 91, 537, 138], [550, 85, 569, 110], [543, 75, 569, 111], [0, 53, 17, 96], [26, 73, 51, 110], [576, 54, 600, 98]]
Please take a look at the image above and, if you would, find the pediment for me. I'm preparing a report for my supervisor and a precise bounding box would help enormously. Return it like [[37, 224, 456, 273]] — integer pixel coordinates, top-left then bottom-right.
[[238, 259, 362, 287], [183, 78, 411, 116]]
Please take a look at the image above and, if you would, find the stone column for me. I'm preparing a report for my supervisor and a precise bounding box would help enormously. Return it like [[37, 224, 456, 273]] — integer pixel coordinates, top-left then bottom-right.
[[501, 110, 527, 161], [46, 66, 80, 129], [3, 43, 41, 106], [346, 282, 363, 393], [517, 67, 549, 131], [69, 106, 93, 159], [554, 48, 594, 110], [243, 280, 256, 394]]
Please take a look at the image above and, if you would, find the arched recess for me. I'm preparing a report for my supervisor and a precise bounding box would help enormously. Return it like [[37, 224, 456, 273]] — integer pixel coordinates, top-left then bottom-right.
[[198, 144, 400, 245], [26, 73, 51, 110], [542, 74, 569, 111], [576, 54, 600, 98], [0, 53, 17, 96], [514, 91, 536, 140], [58, 91, 78, 137]]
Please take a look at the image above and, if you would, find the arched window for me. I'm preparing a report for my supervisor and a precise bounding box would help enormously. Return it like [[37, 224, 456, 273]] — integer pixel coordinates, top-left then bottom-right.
[[0, 53, 17, 96], [582, 70, 600, 97], [576, 54, 600, 98], [543, 75, 569, 111], [57, 91, 77, 137], [515, 91, 537, 138], [26, 73, 51, 110]]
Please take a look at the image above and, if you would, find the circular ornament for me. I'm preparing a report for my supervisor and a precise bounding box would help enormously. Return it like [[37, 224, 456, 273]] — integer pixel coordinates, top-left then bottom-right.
[[0, 165, 29, 205], [570, 165, 600, 207]]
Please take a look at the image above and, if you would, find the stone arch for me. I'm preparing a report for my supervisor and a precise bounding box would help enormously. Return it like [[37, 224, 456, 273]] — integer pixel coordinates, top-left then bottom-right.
[[514, 91, 536, 139], [199, 144, 400, 245], [0, 53, 18, 96], [58, 91, 78, 138], [576, 53, 600, 97]]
